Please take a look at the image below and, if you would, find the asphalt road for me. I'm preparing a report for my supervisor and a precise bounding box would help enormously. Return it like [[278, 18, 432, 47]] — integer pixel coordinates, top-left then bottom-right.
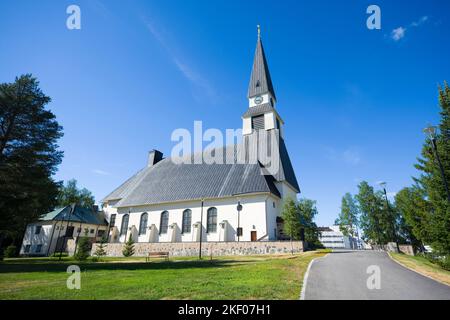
[[302, 250, 450, 300]]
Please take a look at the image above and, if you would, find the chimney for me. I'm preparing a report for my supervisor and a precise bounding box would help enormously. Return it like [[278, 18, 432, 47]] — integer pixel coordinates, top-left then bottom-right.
[[147, 149, 163, 167]]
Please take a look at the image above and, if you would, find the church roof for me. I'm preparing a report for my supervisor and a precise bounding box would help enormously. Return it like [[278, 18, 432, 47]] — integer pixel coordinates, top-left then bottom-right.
[[39, 205, 108, 225], [247, 37, 277, 100], [242, 103, 273, 118], [102, 147, 281, 207]]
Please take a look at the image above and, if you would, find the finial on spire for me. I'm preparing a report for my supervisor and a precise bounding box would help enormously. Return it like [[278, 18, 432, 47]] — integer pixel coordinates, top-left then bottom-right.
[[257, 25, 261, 40]]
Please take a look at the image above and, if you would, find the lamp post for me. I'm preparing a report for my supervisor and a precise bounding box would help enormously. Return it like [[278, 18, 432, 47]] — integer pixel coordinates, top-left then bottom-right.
[[423, 125, 450, 202], [236, 200, 243, 242], [198, 199, 204, 260], [379, 182, 400, 252]]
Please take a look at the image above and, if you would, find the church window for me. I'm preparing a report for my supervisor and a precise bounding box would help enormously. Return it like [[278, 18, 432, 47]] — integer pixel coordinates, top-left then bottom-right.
[[207, 207, 217, 233], [109, 214, 116, 227], [251, 115, 265, 131], [256, 80, 260, 87], [160, 211, 169, 234], [139, 212, 148, 235], [24, 245, 31, 253], [35, 226, 42, 234], [120, 214, 129, 236], [182, 209, 192, 234], [35, 244, 42, 253]]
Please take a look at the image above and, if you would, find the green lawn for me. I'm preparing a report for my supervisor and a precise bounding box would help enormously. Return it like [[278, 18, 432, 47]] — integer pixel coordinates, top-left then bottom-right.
[[390, 253, 450, 286], [0, 250, 329, 300]]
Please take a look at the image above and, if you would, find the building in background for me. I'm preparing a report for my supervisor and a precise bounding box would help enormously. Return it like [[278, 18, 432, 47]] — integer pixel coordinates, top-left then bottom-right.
[[318, 225, 363, 249], [20, 205, 108, 256]]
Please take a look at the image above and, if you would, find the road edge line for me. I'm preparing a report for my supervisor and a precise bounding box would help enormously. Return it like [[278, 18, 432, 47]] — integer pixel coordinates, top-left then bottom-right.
[[387, 252, 450, 287], [299, 252, 330, 300]]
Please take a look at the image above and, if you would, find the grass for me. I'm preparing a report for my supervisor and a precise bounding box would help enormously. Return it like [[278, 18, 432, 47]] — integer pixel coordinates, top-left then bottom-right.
[[0, 250, 330, 300], [390, 253, 450, 286]]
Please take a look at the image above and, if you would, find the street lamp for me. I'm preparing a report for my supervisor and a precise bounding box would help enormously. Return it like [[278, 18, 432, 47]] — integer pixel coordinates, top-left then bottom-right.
[[423, 125, 450, 202], [378, 182, 400, 252], [236, 200, 243, 242]]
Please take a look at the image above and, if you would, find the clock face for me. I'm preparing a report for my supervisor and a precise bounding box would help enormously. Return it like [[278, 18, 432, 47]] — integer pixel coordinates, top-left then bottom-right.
[[254, 96, 263, 104]]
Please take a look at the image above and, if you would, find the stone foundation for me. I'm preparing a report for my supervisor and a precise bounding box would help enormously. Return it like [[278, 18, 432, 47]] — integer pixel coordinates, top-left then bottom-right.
[[91, 241, 304, 257]]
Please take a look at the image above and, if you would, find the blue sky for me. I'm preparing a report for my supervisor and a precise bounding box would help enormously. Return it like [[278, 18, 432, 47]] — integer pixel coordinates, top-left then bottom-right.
[[1, 0, 449, 226]]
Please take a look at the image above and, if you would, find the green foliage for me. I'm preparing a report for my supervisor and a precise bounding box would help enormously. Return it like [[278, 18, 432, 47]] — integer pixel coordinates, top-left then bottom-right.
[[297, 198, 321, 246], [355, 181, 397, 245], [280, 197, 321, 248], [122, 234, 135, 257], [94, 236, 108, 260], [57, 179, 95, 208], [50, 252, 68, 258], [281, 197, 302, 240], [396, 82, 450, 255], [0, 74, 63, 248], [4, 245, 17, 258], [417, 252, 450, 271], [74, 234, 91, 261], [337, 193, 359, 237]]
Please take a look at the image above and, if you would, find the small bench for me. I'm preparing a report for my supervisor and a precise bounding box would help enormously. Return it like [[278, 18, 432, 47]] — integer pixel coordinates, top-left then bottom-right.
[[146, 252, 169, 262]]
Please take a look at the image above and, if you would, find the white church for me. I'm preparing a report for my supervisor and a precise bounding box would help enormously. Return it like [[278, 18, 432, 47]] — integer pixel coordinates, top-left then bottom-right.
[[102, 29, 300, 244]]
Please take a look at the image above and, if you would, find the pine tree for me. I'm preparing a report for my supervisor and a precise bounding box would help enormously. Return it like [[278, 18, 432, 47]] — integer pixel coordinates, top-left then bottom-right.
[[74, 232, 91, 261], [0, 74, 63, 252], [122, 234, 135, 257], [94, 236, 107, 259], [413, 82, 450, 254]]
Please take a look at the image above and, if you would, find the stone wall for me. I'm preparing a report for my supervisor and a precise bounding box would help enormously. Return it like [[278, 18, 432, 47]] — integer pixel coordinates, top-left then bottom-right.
[[90, 241, 304, 257], [399, 245, 415, 256]]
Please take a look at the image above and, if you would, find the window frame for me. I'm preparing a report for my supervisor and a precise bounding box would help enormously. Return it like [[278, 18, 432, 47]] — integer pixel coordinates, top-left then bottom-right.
[[182, 209, 192, 234], [159, 211, 169, 234], [139, 212, 148, 235], [207, 207, 218, 233], [120, 214, 129, 236], [35, 225, 42, 235], [109, 214, 116, 228]]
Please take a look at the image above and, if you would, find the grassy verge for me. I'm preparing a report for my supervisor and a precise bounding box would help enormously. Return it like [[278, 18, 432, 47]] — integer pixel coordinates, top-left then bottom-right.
[[0, 250, 330, 300], [390, 253, 450, 286]]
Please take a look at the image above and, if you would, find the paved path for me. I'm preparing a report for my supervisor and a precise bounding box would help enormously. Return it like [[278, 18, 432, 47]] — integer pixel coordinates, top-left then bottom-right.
[[303, 250, 450, 300]]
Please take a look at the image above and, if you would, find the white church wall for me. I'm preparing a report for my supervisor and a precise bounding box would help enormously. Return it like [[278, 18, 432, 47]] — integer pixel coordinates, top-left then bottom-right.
[[111, 194, 270, 244], [242, 117, 252, 135], [20, 222, 54, 255], [265, 196, 280, 241]]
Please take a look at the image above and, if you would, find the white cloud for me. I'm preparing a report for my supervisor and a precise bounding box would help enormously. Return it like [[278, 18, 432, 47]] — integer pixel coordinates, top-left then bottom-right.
[[141, 17, 216, 102], [92, 169, 110, 176], [391, 27, 406, 41], [411, 16, 428, 27], [390, 16, 429, 42]]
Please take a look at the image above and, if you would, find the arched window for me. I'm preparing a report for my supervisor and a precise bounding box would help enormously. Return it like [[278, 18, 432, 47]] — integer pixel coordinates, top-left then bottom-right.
[[207, 207, 217, 233], [182, 209, 192, 234], [120, 214, 129, 236], [139, 212, 148, 235], [159, 211, 169, 234]]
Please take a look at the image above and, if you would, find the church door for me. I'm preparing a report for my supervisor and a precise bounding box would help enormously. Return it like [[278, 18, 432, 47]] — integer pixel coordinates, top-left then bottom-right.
[[251, 231, 257, 242]]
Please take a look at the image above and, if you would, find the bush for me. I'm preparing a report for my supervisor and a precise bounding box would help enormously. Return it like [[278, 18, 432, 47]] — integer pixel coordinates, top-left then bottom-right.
[[94, 237, 108, 260], [418, 252, 450, 271], [122, 234, 135, 257], [74, 236, 91, 261], [4, 245, 17, 258], [51, 252, 69, 258]]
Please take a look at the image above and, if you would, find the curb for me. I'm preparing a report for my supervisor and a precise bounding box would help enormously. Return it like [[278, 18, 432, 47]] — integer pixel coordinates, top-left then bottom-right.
[[299, 253, 330, 300], [387, 252, 450, 288]]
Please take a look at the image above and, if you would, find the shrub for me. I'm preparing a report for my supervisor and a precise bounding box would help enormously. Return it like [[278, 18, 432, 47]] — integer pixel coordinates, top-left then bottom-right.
[[93, 236, 108, 261], [51, 252, 69, 258], [122, 234, 135, 257], [74, 236, 91, 261], [4, 245, 17, 258]]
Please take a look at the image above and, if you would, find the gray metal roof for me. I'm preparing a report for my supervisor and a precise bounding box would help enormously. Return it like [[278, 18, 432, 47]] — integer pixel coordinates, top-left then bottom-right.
[[247, 38, 276, 100], [39, 205, 108, 225], [242, 103, 273, 118], [103, 146, 282, 207]]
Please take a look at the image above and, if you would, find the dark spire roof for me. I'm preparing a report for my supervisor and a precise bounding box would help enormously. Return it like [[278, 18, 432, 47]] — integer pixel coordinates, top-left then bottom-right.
[[247, 29, 276, 100]]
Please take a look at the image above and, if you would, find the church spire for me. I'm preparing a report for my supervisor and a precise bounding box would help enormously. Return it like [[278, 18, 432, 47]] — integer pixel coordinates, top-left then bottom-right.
[[247, 25, 276, 101]]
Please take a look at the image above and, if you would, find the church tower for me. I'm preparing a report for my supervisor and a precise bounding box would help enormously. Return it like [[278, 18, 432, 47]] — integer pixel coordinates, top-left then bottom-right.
[[242, 26, 300, 197]]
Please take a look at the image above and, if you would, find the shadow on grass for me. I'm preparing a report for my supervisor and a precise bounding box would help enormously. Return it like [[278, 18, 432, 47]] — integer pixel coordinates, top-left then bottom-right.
[[0, 259, 260, 274]]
